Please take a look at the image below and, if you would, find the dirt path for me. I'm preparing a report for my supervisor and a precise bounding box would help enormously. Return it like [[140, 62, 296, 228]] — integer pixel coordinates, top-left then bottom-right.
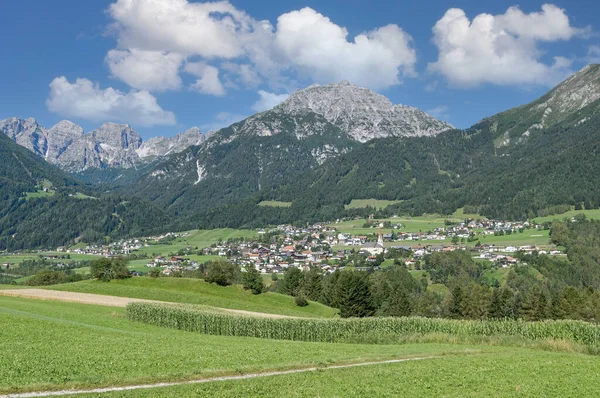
[[0, 356, 440, 398], [0, 289, 296, 319]]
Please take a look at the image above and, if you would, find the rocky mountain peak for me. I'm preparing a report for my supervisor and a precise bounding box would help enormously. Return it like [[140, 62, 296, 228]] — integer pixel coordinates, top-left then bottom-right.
[[91, 122, 142, 150], [272, 80, 453, 142]]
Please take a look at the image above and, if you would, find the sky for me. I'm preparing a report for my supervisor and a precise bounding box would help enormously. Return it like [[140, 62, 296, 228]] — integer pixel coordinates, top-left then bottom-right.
[[0, 0, 598, 139]]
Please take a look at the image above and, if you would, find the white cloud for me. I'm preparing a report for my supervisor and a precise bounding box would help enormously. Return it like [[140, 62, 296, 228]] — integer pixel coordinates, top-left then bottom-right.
[[426, 105, 449, 120], [222, 63, 262, 88], [429, 5, 583, 87], [252, 90, 289, 112], [104, 1, 417, 92], [106, 49, 183, 91], [185, 62, 226, 96], [107, 0, 254, 59], [274, 8, 416, 89], [46, 76, 176, 126]]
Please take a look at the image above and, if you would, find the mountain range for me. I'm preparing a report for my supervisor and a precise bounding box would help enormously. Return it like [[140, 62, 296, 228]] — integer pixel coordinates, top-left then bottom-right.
[[1, 65, 599, 249], [0, 118, 209, 172]]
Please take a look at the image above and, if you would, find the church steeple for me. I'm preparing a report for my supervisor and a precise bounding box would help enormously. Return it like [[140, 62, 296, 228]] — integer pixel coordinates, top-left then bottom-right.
[[377, 229, 383, 246]]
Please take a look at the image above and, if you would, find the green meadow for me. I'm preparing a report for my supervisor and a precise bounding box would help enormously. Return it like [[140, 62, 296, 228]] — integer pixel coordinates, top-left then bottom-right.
[[45, 278, 337, 318]]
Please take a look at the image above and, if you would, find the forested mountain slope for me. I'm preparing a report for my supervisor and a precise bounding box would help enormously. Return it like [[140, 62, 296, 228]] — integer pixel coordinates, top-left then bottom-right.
[[0, 133, 173, 250]]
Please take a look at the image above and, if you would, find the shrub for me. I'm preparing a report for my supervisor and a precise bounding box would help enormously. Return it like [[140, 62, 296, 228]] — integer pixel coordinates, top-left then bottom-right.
[[90, 257, 130, 282], [295, 295, 308, 307]]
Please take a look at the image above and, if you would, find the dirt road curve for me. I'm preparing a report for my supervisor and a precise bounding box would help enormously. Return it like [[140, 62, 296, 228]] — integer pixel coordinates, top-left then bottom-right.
[[0, 288, 296, 319]]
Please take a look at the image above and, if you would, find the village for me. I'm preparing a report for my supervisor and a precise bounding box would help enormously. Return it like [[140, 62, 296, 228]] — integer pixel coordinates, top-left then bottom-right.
[[105, 218, 563, 276]]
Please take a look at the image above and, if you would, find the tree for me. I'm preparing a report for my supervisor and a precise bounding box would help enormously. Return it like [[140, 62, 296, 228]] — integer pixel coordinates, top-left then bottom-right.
[[448, 285, 465, 319], [335, 271, 375, 318], [278, 267, 303, 296], [90, 257, 130, 282], [205, 260, 240, 286], [302, 268, 324, 301], [242, 265, 264, 294]]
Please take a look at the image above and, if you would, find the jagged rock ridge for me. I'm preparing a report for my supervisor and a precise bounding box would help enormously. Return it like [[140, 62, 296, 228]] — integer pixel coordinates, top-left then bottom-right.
[[0, 118, 206, 172]]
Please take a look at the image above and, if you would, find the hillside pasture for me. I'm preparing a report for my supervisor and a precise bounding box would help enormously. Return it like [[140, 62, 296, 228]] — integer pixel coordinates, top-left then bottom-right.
[[344, 199, 402, 210], [257, 200, 292, 207], [44, 278, 337, 318]]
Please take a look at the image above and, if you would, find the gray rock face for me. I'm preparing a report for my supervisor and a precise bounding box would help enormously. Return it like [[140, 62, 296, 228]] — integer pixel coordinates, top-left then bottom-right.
[[0, 116, 207, 172], [219, 81, 453, 147], [486, 64, 600, 148], [137, 127, 206, 159], [266, 81, 454, 142], [46, 120, 84, 161], [0, 117, 49, 156]]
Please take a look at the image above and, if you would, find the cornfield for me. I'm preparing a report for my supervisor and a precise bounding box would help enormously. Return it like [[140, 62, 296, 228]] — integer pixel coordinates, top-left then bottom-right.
[[126, 302, 600, 346]]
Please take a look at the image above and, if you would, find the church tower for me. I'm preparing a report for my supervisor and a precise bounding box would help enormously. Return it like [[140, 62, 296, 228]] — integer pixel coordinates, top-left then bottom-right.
[[377, 230, 384, 246]]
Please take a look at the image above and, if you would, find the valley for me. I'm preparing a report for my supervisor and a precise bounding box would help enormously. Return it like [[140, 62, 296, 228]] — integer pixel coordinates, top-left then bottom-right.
[[1, 32, 600, 395]]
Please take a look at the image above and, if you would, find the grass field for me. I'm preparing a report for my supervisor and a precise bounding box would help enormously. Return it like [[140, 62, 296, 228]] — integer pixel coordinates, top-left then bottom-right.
[[45, 278, 337, 318], [2, 296, 600, 396], [344, 199, 402, 210], [24, 190, 55, 200], [533, 208, 600, 224], [257, 200, 292, 207], [133, 229, 256, 256], [72, 348, 600, 397], [0, 296, 479, 394]]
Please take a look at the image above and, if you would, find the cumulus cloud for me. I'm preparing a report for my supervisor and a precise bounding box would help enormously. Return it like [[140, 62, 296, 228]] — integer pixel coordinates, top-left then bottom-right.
[[429, 4, 583, 87], [185, 62, 226, 96], [107, 0, 254, 59], [252, 90, 289, 112], [46, 76, 176, 126], [274, 8, 416, 89], [106, 49, 184, 91], [104, 1, 417, 92]]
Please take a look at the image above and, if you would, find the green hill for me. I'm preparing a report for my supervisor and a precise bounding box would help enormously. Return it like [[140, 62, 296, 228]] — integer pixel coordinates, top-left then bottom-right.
[[47, 278, 338, 318]]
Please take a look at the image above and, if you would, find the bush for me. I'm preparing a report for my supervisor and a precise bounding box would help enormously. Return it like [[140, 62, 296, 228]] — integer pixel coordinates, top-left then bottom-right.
[[205, 260, 240, 286], [295, 295, 309, 307], [148, 268, 161, 278], [90, 257, 130, 282]]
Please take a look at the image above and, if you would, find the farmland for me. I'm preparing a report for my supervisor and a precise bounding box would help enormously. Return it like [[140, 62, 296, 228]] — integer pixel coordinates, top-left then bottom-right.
[[131, 228, 256, 257], [0, 296, 480, 394], [72, 349, 600, 397], [1, 295, 600, 396], [44, 278, 337, 318]]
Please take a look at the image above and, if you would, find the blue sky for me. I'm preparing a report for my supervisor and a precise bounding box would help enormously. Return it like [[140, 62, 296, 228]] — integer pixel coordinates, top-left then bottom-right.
[[0, 0, 598, 139]]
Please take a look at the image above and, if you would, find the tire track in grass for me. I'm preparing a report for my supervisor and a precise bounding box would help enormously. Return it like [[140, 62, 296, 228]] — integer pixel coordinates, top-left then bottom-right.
[[0, 356, 447, 397]]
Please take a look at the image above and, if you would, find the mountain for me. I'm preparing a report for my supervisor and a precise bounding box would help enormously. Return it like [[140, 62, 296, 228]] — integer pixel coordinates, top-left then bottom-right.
[[0, 131, 173, 250], [0, 118, 209, 173], [486, 64, 600, 148], [145, 64, 600, 228], [136, 127, 209, 159], [125, 81, 453, 216]]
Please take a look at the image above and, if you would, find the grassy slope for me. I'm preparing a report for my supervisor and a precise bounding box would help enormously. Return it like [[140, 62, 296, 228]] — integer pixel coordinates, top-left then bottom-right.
[[0, 296, 477, 394], [258, 201, 293, 207], [344, 199, 402, 210], [45, 278, 337, 318], [533, 208, 600, 224]]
